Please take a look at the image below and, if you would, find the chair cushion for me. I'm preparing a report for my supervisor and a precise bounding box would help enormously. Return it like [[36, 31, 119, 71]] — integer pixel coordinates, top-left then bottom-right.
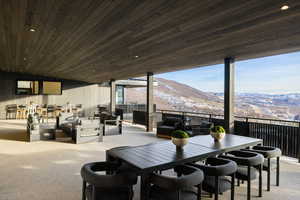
[[236, 166, 257, 181], [150, 185, 198, 200], [86, 185, 132, 200], [202, 176, 231, 194]]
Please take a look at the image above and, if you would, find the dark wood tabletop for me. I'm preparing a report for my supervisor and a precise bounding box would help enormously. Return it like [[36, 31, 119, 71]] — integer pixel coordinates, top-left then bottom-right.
[[189, 134, 262, 152], [107, 135, 262, 172], [107, 141, 220, 172]]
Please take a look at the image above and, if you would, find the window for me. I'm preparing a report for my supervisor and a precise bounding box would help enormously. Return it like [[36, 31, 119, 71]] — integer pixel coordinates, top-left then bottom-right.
[[42, 81, 62, 95], [116, 86, 124, 104], [16, 80, 39, 95]]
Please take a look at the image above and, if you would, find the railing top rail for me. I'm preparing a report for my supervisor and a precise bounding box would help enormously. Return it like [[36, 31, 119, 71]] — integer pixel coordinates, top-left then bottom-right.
[[157, 109, 223, 117], [157, 109, 300, 124]]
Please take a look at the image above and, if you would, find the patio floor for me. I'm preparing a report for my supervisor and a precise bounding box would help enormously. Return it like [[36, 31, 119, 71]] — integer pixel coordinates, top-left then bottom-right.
[[0, 120, 299, 200]]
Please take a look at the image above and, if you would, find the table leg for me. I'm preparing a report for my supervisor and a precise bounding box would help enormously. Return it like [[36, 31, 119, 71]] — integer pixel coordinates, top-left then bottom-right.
[[141, 173, 150, 200], [276, 157, 280, 186], [105, 151, 112, 162], [258, 164, 262, 197], [105, 152, 115, 175]]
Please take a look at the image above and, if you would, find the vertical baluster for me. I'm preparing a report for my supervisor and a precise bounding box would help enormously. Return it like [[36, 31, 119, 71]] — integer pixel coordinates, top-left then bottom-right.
[[261, 123, 264, 145], [296, 126, 299, 158], [262, 123, 265, 145], [272, 124, 275, 147], [274, 125, 277, 148], [266, 123, 269, 146], [294, 127, 297, 157], [286, 126, 289, 156], [298, 123, 300, 163]]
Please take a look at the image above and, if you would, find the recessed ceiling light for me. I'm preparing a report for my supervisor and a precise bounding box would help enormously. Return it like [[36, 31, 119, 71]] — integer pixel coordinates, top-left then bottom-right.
[[134, 55, 139, 58], [23, 57, 27, 61], [281, 5, 289, 10], [29, 28, 36, 32]]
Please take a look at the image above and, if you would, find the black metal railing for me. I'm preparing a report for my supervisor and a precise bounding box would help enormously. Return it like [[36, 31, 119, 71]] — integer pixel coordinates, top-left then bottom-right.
[[116, 104, 156, 113], [157, 109, 300, 162]]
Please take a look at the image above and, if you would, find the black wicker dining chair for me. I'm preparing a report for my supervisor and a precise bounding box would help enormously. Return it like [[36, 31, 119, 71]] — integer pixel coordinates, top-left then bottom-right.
[[149, 165, 204, 200], [242, 145, 282, 191], [184, 157, 237, 200], [81, 161, 138, 200], [220, 150, 264, 200], [106, 146, 140, 174]]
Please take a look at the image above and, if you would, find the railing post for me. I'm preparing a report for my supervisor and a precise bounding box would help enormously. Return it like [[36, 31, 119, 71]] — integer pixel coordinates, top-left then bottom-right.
[[110, 79, 116, 113]]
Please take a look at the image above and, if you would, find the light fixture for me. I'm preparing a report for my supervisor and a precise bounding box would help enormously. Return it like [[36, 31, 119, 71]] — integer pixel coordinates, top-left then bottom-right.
[[281, 5, 289, 10], [29, 28, 36, 32], [134, 55, 139, 58]]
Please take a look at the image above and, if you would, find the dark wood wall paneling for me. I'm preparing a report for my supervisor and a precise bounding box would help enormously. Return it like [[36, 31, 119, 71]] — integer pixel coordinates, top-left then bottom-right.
[[0, 0, 300, 83]]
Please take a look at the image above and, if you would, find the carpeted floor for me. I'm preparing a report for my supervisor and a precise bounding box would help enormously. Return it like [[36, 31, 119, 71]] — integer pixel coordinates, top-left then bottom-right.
[[0, 120, 299, 200]]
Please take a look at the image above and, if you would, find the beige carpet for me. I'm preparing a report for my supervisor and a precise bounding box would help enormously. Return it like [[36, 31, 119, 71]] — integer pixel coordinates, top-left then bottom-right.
[[0, 120, 299, 200]]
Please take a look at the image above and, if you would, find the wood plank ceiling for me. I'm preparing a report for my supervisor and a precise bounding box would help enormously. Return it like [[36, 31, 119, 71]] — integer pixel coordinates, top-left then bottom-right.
[[1, 0, 300, 83]]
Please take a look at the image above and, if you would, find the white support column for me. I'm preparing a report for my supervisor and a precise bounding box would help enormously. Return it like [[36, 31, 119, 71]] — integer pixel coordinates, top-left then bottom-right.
[[147, 72, 154, 132], [110, 79, 116, 113], [224, 57, 235, 134]]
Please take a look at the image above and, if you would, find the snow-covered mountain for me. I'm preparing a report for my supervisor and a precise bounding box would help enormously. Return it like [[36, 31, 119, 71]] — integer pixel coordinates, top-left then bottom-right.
[[125, 78, 300, 121]]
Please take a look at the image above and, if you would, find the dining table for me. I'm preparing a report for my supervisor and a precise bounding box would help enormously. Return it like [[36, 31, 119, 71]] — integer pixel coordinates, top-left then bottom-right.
[[106, 134, 262, 200]]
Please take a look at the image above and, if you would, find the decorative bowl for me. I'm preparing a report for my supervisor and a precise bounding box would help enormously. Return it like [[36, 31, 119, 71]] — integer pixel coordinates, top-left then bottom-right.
[[210, 131, 225, 142], [172, 137, 189, 148]]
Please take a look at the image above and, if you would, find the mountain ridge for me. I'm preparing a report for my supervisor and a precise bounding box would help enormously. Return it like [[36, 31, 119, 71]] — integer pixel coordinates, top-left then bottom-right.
[[125, 78, 300, 121]]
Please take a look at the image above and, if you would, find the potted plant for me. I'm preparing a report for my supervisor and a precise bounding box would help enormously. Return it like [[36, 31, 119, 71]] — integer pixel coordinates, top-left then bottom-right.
[[171, 130, 190, 148], [210, 125, 226, 142]]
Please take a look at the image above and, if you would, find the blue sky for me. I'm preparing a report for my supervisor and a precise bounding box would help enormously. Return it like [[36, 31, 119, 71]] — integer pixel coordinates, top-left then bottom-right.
[[156, 51, 300, 94]]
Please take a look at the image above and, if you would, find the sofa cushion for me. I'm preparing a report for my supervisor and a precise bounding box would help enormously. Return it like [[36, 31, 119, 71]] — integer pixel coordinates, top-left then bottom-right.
[[199, 121, 213, 129], [163, 117, 182, 126], [157, 125, 175, 137]]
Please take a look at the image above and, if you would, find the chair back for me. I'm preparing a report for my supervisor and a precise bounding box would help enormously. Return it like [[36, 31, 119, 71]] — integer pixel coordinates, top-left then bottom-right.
[[6, 104, 18, 112], [47, 105, 55, 112], [150, 165, 203, 191], [81, 162, 137, 189], [221, 150, 264, 166], [76, 104, 82, 108], [251, 146, 282, 158], [190, 157, 237, 176]]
